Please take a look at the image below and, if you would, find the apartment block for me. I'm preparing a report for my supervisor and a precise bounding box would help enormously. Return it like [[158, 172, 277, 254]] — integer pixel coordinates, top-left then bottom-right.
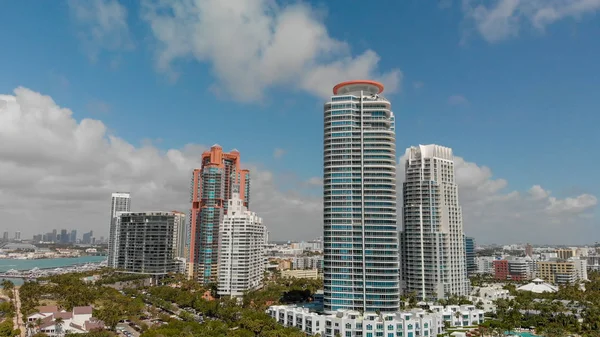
[[114, 211, 184, 279], [537, 261, 581, 284], [217, 189, 266, 297], [189, 145, 250, 283], [267, 304, 484, 337], [401, 145, 470, 300]]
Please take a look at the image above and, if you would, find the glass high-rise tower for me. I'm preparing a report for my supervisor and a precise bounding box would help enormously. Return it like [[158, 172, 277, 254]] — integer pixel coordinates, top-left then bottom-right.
[[323, 80, 399, 313], [189, 145, 250, 283]]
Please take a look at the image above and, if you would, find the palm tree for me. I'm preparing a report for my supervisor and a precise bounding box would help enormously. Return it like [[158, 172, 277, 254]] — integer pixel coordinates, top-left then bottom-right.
[[54, 317, 64, 337], [1, 279, 14, 300], [26, 322, 34, 337], [454, 311, 462, 326], [35, 318, 42, 334]]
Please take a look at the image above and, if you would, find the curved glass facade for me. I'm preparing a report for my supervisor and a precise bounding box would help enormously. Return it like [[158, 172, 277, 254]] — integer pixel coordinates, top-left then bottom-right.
[[323, 82, 399, 313]]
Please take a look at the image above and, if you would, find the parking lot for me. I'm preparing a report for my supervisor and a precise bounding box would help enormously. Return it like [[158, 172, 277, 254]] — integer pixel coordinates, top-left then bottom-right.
[[116, 323, 140, 337]]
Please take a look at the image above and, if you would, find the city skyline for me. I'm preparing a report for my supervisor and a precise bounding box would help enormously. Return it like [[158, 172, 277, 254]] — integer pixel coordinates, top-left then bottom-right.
[[0, 1, 599, 244]]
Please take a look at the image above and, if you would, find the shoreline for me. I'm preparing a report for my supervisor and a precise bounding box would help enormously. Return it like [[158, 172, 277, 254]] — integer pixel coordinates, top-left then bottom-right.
[[0, 254, 106, 261]]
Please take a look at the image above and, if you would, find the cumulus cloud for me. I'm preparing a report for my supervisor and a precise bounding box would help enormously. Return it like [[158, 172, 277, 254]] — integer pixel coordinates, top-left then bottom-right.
[[68, 0, 134, 62], [140, 0, 401, 101], [462, 0, 600, 43], [0, 88, 596, 244], [398, 150, 597, 244], [0, 87, 320, 241], [306, 177, 323, 187], [273, 148, 286, 159]]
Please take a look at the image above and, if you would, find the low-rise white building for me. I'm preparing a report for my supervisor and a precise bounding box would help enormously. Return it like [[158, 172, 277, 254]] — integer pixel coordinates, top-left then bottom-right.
[[475, 256, 495, 274], [469, 285, 512, 313], [267, 304, 484, 337], [27, 305, 104, 336]]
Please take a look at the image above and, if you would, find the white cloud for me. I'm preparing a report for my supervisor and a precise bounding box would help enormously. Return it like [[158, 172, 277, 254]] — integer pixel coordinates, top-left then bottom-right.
[[0, 88, 596, 244], [306, 177, 323, 187], [140, 0, 401, 101], [398, 150, 597, 244], [273, 148, 286, 159], [529, 185, 550, 200], [0, 87, 320, 241], [413, 81, 425, 89], [462, 0, 600, 42], [68, 0, 134, 62], [448, 94, 469, 106]]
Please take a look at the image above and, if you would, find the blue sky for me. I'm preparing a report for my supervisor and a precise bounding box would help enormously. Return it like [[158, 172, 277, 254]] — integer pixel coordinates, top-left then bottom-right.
[[0, 0, 599, 244]]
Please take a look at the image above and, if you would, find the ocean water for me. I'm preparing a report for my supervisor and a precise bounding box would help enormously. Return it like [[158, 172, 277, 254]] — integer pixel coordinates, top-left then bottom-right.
[[0, 256, 107, 286]]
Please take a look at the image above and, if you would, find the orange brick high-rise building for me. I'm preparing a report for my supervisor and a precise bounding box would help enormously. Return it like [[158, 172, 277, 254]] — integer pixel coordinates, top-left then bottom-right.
[[189, 145, 250, 283]]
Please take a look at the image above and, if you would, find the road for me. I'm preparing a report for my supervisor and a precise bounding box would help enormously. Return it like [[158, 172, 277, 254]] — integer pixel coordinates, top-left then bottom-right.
[[13, 288, 25, 337]]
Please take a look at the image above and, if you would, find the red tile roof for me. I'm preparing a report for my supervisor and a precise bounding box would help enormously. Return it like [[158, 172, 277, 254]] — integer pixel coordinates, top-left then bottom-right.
[[53, 311, 73, 320], [36, 305, 59, 314], [73, 306, 93, 315]]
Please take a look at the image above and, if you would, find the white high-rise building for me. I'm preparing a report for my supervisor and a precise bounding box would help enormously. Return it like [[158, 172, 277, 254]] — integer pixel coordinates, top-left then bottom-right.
[[323, 80, 399, 313], [108, 192, 131, 268], [401, 145, 470, 300], [569, 257, 589, 281], [217, 187, 266, 297]]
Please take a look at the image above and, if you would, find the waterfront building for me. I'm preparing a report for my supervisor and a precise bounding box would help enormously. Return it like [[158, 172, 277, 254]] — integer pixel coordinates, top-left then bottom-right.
[[267, 304, 484, 337], [114, 211, 184, 279], [2, 231, 7, 241], [172, 211, 187, 259], [465, 237, 476, 276], [217, 188, 266, 297], [400, 144, 470, 301], [60, 229, 69, 244], [14, 231, 21, 241], [323, 80, 399, 313], [82, 231, 93, 244], [189, 145, 250, 283], [107, 192, 131, 268], [70, 230, 77, 244], [27, 305, 104, 336]]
